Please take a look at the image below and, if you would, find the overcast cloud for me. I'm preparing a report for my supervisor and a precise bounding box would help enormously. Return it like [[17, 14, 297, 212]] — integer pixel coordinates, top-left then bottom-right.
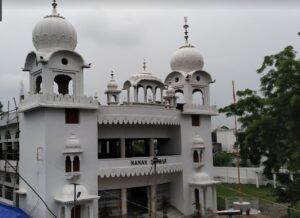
[[1, 0, 300, 128]]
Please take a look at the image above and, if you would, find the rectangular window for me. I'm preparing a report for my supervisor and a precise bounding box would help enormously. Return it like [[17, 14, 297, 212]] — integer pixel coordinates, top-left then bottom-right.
[[65, 109, 79, 124], [192, 115, 200, 126]]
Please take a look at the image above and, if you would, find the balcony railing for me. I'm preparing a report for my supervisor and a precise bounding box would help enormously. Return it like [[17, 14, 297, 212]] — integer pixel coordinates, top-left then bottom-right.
[[98, 155, 182, 178]]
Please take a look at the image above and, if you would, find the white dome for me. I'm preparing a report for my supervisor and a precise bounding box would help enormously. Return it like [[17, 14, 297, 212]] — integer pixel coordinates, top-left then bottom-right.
[[32, 13, 77, 51], [170, 45, 204, 73], [66, 134, 80, 148], [193, 135, 204, 145], [107, 79, 118, 91]]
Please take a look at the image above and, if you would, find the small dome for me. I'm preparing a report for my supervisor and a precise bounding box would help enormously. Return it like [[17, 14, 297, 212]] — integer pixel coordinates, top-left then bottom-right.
[[66, 134, 80, 148], [32, 10, 77, 51], [192, 172, 210, 183], [107, 79, 118, 91], [193, 135, 204, 145], [60, 184, 89, 199], [170, 45, 204, 73]]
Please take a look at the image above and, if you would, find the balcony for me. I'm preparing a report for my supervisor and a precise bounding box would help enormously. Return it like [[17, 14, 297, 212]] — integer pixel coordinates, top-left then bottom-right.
[[182, 104, 218, 115], [98, 155, 182, 178]]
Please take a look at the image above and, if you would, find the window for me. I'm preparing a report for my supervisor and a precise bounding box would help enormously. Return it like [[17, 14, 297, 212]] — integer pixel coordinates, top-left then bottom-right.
[[5, 186, 13, 201], [61, 58, 68, 65], [73, 156, 80, 172], [98, 139, 121, 159], [65, 109, 79, 124], [192, 115, 200, 126], [65, 156, 71, 172], [5, 173, 11, 183], [175, 77, 179, 82], [193, 151, 199, 163], [196, 76, 200, 81]]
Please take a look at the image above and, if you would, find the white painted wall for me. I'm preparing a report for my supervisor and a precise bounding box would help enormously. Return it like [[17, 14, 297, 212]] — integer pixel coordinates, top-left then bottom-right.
[[215, 129, 236, 152]]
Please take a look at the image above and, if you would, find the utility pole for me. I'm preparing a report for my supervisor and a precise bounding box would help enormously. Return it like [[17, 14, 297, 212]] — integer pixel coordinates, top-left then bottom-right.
[[153, 140, 158, 218], [72, 183, 81, 218]]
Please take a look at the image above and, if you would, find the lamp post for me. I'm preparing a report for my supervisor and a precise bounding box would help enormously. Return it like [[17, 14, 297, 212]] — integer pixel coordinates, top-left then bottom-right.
[[72, 183, 81, 218]]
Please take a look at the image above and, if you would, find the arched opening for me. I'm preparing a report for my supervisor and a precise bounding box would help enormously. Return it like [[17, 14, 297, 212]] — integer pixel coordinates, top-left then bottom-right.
[[175, 90, 184, 104], [155, 88, 162, 103], [192, 89, 204, 105], [5, 130, 11, 139], [194, 189, 200, 211], [193, 150, 199, 163], [35, 76, 42, 93], [138, 86, 144, 103], [73, 156, 80, 172], [129, 87, 134, 102], [68, 79, 74, 95], [71, 205, 81, 218], [146, 87, 153, 103], [54, 74, 72, 95], [65, 156, 71, 172]]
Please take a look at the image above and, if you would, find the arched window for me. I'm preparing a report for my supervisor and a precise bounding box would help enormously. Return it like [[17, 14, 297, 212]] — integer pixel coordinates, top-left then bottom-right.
[[146, 87, 153, 103], [73, 156, 80, 172], [65, 156, 71, 172], [192, 89, 204, 105], [138, 86, 144, 103], [175, 90, 184, 104], [193, 150, 199, 163], [5, 131, 11, 140], [35, 76, 42, 93], [54, 75, 72, 95], [155, 88, 162, 103]]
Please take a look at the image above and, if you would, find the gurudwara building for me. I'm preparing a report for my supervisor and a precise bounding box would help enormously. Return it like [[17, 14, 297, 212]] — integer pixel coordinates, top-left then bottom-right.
[[0, 1, 220, 218]]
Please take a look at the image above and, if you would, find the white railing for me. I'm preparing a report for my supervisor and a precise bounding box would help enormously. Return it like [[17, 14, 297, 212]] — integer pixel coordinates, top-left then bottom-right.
[[98, 105, 181, 125], [19, 93, 98, 112], [98, 155, 183, 178], [183, 104, 218, 115]]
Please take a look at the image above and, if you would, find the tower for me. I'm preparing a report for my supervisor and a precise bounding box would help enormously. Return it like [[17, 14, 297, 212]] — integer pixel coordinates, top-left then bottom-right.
[[18, 1, 99, 217], [165, 17, 218, 215], [105, 71, 121, 105]]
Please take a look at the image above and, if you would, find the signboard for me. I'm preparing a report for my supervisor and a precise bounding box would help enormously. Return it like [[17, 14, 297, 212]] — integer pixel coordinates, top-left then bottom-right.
[[130, 158, 167, 166]]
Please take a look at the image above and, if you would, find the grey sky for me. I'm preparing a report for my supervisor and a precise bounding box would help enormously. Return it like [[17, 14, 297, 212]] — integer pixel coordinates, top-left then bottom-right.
[[1, 0, 300, 128]]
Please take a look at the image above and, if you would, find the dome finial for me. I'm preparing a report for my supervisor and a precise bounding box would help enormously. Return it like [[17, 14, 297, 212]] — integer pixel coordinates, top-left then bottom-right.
[[183, 17, 189, 45], [52, 0, 58, 15], [143, 58, 147, 71], [110, 70, 114, 80]]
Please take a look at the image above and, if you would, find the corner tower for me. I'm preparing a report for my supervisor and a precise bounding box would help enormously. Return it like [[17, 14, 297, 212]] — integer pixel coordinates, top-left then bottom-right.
[[18, 1, 99, 217]]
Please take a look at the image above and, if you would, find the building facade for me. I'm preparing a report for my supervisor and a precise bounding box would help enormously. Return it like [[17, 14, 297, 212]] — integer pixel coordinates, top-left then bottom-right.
[[212, 126, 236, 153], [0, 2, 220, 218]]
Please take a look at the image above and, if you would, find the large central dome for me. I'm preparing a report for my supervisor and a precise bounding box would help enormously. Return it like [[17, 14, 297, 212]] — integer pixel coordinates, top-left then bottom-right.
[[32, 5, 77, 51]]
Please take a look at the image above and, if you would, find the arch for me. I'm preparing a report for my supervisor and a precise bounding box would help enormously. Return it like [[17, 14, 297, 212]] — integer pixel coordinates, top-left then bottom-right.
[[190, 70, 213, 83], [35, 76, 42, 93], [138, 86, 144, 103], [5, 130, 11, 140], [146, 86, 153, 103], [175, 90, 184, 104], [192, 89, 204, 105], [73, 156, 80, 172], [164, 71, 184, 85], [155, 87, 162, 103], [193, 150, 199, 163], [194, 189, 200, 210], [65, 156, 71, 172], [54, 74, 72, 95]]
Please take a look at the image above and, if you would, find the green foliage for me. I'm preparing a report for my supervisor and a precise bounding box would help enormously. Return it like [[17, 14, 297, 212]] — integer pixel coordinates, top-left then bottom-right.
[[0, 101, 3, 115], [213, 151, 234, 166], [219, 46, 300, 205]]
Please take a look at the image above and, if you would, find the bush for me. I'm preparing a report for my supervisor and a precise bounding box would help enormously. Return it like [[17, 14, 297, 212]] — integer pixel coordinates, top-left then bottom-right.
[[213, 151, 234, 166]]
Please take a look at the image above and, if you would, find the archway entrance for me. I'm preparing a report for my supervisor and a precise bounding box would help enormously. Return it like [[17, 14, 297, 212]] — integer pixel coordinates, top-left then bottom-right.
[[127, 186, 148, 217], [71, 205, 81, 218]]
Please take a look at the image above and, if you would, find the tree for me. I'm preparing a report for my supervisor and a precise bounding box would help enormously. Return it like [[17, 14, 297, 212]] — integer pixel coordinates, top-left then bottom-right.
[[213, 151, 234, 167], [220, 46, 300, 205], [0, 101, 3, 115]]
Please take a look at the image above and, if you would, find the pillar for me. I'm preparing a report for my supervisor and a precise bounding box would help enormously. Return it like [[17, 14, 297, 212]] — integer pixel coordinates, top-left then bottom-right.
[[127, 89, 130, 102], [65, 206, 71, 218], [199, 188, 205, 215], [134, 87, 138, 102], [89, 204, 94, 218], [149, 138, 154, 157], [153, 88, 156, 102], [144, 88, 147, 103], [212, 186, 217, 212], [150, 185, 156, 218], [255, 172, 260, 188], [121, 138, 126, 158], [121, 188, 127, 216], [203, 187, 207, 212]]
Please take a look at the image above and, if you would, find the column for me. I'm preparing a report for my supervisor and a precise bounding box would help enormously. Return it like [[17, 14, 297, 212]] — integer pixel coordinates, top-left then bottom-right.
[[144, 88, 147, 103], [89, 204, 94, 218], [160, 89, 163, 103], [149, 138, 154, 157], [255, 172, 260, 188], [121, 188, 127, 216], [212, 186, 217, 212], [65, 206, 71, 218], [203, 187, 207, 212], [134, 87, 138, 102], [127, 89, 130, 102], [120, 138, 126, 158], [150, 185, 156, 218], [153, 88, 156, 102], [199, 188, 205, 215]]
